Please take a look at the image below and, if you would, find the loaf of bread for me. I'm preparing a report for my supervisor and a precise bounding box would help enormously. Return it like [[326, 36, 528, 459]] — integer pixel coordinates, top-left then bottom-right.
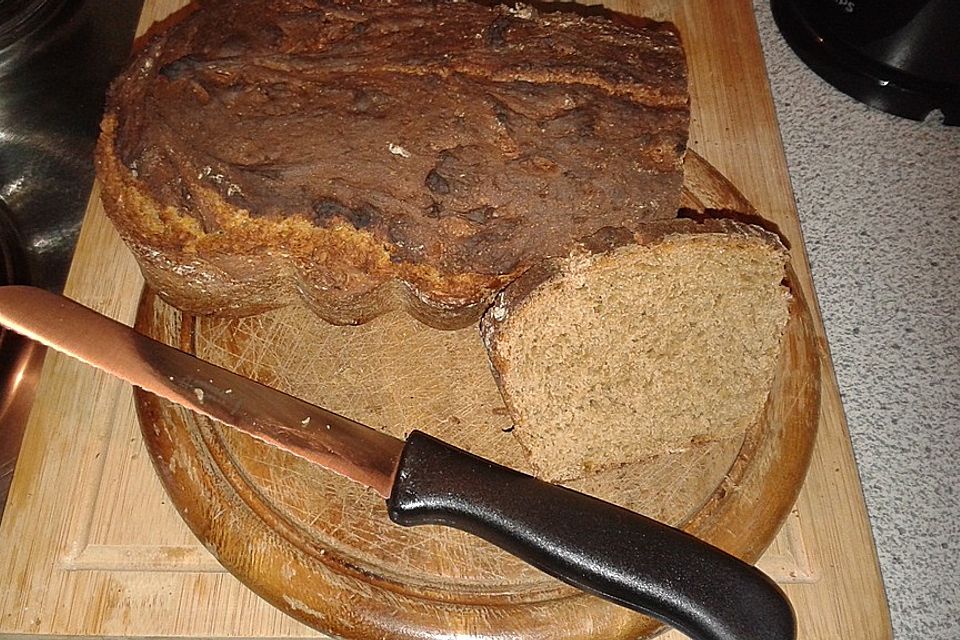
[[96, 0, 689, 328], [481, 217, 791, 482]]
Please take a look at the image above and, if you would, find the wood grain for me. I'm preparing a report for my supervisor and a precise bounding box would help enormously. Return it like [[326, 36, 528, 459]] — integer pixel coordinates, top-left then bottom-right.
[[0, 1, 892, 639], [129, 152, 819, 640]]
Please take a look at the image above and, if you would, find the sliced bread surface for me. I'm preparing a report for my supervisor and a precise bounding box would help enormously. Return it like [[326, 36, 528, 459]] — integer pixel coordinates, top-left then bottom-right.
[[481, 218, 791, 482]]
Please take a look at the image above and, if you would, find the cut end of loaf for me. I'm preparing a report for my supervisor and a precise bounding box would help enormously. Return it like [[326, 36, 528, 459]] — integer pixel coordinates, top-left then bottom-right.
[[484, 226, 791, 482]]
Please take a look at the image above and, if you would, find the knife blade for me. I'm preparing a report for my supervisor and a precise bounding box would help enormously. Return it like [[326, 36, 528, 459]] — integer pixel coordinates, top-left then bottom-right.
[[0, 285, 795, 640]]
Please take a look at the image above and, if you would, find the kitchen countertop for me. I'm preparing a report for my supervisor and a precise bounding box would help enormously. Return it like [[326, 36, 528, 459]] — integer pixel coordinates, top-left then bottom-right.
[[0, 2, 949, 638], [753, 3, 960, 639]]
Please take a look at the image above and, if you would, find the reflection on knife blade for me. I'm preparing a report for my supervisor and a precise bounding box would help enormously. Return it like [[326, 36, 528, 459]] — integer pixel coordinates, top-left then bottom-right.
[[0, 285, 796, 640]]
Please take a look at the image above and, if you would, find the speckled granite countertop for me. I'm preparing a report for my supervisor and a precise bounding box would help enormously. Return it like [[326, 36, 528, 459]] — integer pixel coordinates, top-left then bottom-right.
[[752, 4, 960, 639]]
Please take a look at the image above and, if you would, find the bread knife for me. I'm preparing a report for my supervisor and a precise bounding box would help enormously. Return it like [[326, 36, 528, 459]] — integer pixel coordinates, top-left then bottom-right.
[[0, 285, 795, 640]]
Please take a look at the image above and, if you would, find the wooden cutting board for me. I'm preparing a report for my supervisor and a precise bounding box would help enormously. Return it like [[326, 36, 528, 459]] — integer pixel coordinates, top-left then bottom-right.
[[0, 1, 893, 639], [130, 152, 820, 640]]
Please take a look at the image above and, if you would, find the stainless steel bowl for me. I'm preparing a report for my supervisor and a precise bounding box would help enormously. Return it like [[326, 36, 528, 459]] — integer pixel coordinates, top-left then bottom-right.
[[0, 0, 143, 519]]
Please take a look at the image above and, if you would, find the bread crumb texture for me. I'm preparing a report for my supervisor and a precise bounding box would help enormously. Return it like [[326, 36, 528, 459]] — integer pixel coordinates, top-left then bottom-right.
[[489, 232, 790, 482]]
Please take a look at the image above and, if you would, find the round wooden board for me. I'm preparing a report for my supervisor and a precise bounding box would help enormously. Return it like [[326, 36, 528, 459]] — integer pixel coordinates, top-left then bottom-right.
[[134, 151, 821, 640]]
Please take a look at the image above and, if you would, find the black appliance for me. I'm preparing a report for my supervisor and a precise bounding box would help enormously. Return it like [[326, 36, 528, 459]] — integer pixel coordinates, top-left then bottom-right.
[[772, 0, 959, 124]]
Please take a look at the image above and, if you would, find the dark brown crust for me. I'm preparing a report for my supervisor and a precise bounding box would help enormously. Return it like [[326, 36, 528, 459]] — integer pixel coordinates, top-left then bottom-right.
[[96, 0, 689, 326]]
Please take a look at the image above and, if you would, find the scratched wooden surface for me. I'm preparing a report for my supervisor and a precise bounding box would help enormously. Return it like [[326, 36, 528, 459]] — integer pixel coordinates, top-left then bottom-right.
[[129, 150, 820, 639], [0, 0, 892, 639]]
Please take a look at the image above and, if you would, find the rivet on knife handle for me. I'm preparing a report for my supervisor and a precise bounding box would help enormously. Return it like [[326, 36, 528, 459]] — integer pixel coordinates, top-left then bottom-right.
[[388, 431, 796, 640]]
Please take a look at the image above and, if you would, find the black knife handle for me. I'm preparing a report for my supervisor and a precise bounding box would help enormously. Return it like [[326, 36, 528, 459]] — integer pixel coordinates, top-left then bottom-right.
[[386, 430, 795, 640]]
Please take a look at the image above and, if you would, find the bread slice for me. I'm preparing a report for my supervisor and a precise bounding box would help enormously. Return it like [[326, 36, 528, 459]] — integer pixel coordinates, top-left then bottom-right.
[[481, 218, 791, 482], [96, 0, 689, 328]]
